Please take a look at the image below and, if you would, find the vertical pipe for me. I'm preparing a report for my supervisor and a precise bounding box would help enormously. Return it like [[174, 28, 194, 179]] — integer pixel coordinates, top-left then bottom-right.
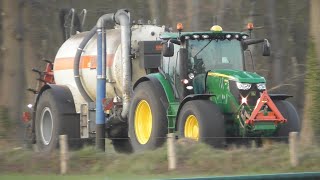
[[114, 9, 131, 119], [95, 13, 114, 152], [96, 27, 106, 151]]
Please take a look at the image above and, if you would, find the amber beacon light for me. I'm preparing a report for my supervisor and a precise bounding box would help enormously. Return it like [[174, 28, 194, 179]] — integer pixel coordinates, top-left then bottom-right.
[[177, 23, 184, 31], [247, 23, 254, 30]]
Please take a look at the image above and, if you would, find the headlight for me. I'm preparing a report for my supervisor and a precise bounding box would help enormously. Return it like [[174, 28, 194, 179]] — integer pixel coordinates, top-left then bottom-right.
[[188, 73, 195, 79], [257, 83, 266, 90], [236, 82, 251, 90]]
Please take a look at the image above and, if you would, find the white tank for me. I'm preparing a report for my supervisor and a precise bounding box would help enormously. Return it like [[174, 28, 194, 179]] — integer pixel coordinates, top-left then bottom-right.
[[53, 25, 165, 112]]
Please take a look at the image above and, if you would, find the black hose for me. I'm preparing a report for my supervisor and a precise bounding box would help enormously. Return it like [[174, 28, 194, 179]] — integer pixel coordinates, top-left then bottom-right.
[[74, 26, 97, 102]]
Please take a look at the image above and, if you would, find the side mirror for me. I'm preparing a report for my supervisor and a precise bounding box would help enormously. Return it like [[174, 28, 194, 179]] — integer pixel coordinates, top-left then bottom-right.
[[262, 39, 271, 56], [162, 42, 174, 57]]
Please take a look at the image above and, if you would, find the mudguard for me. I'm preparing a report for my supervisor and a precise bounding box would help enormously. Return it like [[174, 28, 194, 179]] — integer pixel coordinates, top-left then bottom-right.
[[269, 94, 293, 101], [133, 75, 169, 108], [31, 84, 76, 143]]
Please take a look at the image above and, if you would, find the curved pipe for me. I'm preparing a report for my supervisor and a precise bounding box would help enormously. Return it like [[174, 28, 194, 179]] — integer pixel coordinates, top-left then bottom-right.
[[74, 26, 97, 102], [114, 9, 131, 119], [96, 13, 114, 126], [95, 13, 115, 151], [94, 10, 130, 151]]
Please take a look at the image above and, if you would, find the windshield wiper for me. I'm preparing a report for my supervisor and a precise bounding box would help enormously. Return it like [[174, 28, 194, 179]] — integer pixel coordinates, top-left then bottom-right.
[[193, 39, 213, 58]]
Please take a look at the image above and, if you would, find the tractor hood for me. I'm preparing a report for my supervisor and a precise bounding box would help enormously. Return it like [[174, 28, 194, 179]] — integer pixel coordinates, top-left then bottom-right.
[[208, 69, 266, 83]]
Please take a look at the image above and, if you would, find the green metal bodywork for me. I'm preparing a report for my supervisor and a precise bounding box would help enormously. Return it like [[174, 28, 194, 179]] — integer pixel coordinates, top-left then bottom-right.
[[147, 73, 179, 131], [205, 70, 276, 136], [209, 69, 266, 83]]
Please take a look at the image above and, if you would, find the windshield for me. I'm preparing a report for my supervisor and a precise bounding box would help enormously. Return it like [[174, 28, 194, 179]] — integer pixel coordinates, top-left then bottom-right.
[[187, 39, 244, 73]]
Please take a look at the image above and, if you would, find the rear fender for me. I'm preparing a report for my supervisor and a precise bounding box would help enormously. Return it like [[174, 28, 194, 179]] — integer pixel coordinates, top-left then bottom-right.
[[269, 94, 293, 101], [31, 84, 76, 143], [133, 75, 169, 108]]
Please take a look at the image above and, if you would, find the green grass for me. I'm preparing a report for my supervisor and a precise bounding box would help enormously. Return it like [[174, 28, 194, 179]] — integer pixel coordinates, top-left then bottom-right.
[[0, 141, 319, 179], [0, 175, 104, 180], [0, 174, 173, 180]]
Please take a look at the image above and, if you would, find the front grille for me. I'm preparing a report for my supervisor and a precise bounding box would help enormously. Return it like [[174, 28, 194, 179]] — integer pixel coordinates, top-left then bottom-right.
[[229, 81, 263, 106]]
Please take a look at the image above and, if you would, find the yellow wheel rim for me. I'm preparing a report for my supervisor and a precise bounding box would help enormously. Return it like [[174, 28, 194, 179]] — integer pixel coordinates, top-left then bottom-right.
[[134, 100, 152, 144], [184, 115, 199, 141]]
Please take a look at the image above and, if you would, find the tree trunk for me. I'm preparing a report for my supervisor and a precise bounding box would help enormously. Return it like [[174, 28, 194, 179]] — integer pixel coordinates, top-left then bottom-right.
[[0, 0, 25, 137], [148, 0, 161, 24], [301, 0, 320, 146], [267, 0, 282, 92], [310, 0, 320, 61], [186, 0, 199, 31]]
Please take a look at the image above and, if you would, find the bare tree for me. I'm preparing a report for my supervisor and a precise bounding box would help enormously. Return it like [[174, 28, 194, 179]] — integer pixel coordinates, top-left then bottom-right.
[[301, 0, 320, 146], [0, 0, 25, 137], [267, 0, 283, 92], [148, 0, 161, 24]]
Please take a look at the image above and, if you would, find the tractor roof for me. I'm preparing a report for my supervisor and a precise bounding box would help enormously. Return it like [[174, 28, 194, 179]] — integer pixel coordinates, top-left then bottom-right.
[[160, 31, 249, 41]]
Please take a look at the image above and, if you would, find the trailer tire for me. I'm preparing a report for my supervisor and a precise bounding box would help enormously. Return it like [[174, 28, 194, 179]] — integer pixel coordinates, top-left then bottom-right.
[[129, 81, 168, 152], [178, 100, 225, 148], [35, 88, 80, 152], [274, 100, 300, 141]]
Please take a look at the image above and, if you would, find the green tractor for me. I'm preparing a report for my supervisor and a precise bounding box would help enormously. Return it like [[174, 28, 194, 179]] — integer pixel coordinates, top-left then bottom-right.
[[129, 24, 300, 151]]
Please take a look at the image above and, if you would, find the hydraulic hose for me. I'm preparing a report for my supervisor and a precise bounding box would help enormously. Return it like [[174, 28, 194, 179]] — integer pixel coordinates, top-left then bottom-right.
[[73, 26, 97, 103]]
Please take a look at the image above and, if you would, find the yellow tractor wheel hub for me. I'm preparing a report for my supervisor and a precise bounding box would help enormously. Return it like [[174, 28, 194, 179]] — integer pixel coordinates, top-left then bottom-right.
[[134, 100, 152, 144], [184, 115, 199, 141]]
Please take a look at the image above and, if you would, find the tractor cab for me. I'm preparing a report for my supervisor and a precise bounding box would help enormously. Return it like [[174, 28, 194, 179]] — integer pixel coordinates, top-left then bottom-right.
[[160, 24, 270, 99]]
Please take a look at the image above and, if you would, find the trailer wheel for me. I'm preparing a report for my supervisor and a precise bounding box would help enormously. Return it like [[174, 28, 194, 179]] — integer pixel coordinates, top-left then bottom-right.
[[178, 100, 225, 148], [129, 81, 168, 151], [274, 100, 300, 141], [35, 88, 80, 152]]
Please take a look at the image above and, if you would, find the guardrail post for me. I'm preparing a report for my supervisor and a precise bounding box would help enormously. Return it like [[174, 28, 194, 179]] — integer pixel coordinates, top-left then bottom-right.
[[289, 132, 299, 167], [167, 133, 177, 170], [59, 134, 69, 174]]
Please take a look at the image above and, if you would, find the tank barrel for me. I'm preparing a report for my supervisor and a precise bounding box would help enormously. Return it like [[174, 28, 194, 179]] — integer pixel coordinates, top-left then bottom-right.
[[53, 9, 164, 152]]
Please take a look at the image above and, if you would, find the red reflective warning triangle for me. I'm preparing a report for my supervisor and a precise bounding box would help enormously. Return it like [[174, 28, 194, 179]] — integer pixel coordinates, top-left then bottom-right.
[[245, 91, 287, 125]]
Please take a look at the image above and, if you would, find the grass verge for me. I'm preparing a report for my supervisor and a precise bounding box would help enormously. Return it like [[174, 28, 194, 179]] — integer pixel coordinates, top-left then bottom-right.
[[0, 141, 319, 179]]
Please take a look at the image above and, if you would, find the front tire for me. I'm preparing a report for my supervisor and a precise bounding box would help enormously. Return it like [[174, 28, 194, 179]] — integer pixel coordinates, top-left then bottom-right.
[[35, 88, 80, 152], [178, 100, 225, 147], [274, 100, 300, 140], [128, 81, 168, 152]]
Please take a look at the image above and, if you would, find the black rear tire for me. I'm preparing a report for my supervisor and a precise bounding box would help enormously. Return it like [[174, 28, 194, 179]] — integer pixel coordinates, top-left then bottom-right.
[[112, 139, 133, 153], [274, 100, 300, 141], [178, 100, 225, 148], [35, 88, 80, 152], [128, 81, 168, 152]]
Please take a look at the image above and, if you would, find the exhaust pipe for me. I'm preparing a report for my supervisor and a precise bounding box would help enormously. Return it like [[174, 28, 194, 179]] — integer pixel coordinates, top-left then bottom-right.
[[95, 9, 131, 151]]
